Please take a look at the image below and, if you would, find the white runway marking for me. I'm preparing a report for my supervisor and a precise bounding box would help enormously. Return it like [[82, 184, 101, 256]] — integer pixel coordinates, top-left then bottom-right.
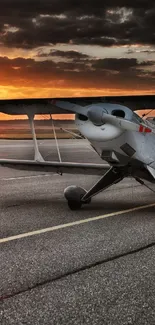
[[0, 174, 58, 180], [0, 202, 155, 244]]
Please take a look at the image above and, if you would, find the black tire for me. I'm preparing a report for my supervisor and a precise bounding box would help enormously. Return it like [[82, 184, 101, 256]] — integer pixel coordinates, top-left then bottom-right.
[[68, 200, 82, 210]]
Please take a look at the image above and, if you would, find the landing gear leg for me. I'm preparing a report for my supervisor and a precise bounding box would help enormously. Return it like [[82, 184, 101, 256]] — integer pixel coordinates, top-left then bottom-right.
[[27, 113, 44, 162], [64, 167, 123, 210]]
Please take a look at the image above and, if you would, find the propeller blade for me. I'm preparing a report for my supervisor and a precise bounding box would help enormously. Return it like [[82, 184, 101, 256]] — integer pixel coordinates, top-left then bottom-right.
[[50, 100, 89, 116], [101, 113, 152, 133]]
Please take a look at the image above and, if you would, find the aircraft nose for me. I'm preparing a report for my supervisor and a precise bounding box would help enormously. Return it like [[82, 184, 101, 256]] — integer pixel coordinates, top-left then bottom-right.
[[87, 106, 107, 126]]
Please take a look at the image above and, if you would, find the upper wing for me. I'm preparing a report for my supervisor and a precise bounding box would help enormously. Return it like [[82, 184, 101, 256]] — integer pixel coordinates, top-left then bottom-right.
[[0, 95, 155, 116], [0, 159, 109, 176]]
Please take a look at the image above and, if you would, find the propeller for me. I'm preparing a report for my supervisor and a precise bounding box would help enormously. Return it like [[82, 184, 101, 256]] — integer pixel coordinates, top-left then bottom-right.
[[51, 100, 152, 134], [87, 105, 152, 134]]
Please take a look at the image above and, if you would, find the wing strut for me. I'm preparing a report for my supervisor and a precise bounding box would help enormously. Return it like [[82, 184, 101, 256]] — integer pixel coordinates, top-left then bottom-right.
[[60, 127, 84, 139], [27, 113, 44, 162], [50, 114, 62, 162]]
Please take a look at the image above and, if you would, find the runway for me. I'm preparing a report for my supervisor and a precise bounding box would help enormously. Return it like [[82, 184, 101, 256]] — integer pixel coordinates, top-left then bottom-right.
[[1, 139, 155, 324]]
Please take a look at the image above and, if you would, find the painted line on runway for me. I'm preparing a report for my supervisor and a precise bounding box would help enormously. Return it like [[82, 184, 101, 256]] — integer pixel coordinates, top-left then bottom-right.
[[0, 202, 155, 244], [0, 174, 57, 180]]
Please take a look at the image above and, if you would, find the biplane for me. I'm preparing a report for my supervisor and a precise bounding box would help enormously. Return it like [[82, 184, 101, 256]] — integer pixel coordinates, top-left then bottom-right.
[[0, 95, 155, 210]]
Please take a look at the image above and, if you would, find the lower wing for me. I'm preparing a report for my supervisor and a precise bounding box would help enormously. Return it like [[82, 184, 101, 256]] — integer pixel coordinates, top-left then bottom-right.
[[0, 159, 109, 175]]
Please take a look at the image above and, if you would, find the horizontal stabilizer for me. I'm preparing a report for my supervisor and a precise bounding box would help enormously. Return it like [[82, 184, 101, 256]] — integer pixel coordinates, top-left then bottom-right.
[[0, 159, 109, 176]]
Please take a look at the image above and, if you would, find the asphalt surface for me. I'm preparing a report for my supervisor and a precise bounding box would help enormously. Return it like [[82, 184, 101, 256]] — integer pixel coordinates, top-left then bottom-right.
[[1, 139, 155, 324]]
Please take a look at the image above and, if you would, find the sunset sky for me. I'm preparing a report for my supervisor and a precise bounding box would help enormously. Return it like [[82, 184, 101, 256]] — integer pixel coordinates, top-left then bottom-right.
[[0, 0, 155, 102]]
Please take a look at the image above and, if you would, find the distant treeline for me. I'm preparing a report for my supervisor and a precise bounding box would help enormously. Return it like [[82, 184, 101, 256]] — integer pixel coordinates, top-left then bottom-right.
[[0, 119, 74, 125]]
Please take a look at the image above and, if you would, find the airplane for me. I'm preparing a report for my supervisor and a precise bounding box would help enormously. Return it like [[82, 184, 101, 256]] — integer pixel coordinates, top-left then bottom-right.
[[0, 94, 155, 210]]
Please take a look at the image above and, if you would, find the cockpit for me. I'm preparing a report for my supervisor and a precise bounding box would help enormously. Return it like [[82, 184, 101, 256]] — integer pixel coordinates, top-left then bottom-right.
[[132, 112, 144, 124]]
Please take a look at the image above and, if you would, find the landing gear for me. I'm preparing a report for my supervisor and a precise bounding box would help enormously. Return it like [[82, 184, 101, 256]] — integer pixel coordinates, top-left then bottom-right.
[[64, 185, 91, 210], [64, 167, 123, 210], [68, 200, 82, 211]]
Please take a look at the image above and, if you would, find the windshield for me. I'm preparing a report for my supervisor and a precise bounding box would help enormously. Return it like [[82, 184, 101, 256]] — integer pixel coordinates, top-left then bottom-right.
[[132, 112, 144, 124]]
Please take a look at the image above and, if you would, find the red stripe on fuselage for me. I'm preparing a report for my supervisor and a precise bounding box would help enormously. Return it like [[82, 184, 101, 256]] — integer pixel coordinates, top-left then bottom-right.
[[139, 125, 144, 132]]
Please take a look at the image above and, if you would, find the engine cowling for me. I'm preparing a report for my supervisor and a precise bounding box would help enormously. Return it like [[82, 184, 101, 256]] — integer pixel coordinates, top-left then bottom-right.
[[75, 105, 124, 141]]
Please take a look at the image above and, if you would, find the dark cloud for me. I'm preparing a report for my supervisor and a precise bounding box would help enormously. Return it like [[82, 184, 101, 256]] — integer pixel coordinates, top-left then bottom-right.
[[0, 56, 154, 91], [0, 0, 154, 17], [92, 58, 155, 71], [37, 49, 90, 60], [0, 1, 154, 48]]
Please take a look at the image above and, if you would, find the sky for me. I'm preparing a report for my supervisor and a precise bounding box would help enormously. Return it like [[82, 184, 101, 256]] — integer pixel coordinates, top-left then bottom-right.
[[0, 0, 155, 101]]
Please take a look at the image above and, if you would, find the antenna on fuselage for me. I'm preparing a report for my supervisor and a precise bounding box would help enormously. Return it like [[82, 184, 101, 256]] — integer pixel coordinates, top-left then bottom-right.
[[142, 109, 154, 118]]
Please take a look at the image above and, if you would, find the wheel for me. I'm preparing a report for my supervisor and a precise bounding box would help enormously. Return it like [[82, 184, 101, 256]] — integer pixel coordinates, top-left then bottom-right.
[[64, 185, 91, 210], [68, 200, 82, 210]]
